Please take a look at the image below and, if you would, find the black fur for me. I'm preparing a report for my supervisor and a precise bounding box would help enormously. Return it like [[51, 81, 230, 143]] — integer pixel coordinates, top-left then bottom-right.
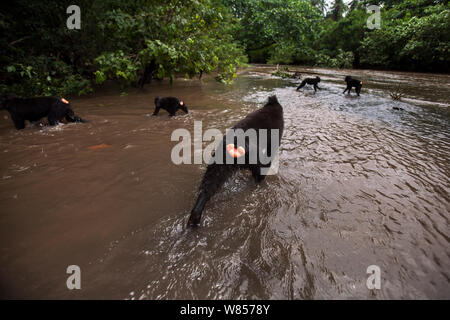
[[296, 76, 321, 92], [343, 76, 363, 96], [153, 96, 189, 116], [187, 95, 284, 227], [0, 95, 85, 130]]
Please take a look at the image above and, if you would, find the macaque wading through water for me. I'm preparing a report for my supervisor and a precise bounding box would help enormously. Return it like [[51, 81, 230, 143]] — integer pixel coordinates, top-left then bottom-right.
[[0, 95, 85, 129], [187, 95, 284, 227], [296, 76, 321, 92]]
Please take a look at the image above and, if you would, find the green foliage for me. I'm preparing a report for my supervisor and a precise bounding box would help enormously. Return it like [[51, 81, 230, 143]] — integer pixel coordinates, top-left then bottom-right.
[[228, 0, 322, 63], [94, 51, 139, 87], [268, 43, 298, 65], [389, 84, 406, 100], [226, 0, 448, 72], [315, 50, 354, 68]]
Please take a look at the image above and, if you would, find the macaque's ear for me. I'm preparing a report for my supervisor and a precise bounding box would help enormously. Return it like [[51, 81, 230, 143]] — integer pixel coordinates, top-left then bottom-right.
[[180, 101, 184, 106], [226, 144, 246, 158]]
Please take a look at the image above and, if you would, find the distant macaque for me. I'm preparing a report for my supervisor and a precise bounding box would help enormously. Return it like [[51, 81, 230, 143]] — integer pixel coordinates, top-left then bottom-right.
[[343, 76, 363, 96], [296, 76, 321, 92], [187, 95, 284, 227]]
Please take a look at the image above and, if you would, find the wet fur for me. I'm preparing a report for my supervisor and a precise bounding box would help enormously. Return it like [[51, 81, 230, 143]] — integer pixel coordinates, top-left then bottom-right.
[[0, 95, 85, 130], [187, 95, 284, 227]]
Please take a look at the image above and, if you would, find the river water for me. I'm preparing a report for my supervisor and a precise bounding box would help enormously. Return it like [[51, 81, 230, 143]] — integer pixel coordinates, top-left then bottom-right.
[[0, 65, 449, 299]]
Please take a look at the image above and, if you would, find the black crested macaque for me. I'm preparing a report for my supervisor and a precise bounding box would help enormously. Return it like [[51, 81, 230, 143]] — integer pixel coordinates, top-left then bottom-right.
[[292, 71, 302, 79], [343, 76, 363, 96], [296, 76, 321, 92], [187, 95, 284, 227], [0, 95, 85, 130], [152, 96, 189, 116]]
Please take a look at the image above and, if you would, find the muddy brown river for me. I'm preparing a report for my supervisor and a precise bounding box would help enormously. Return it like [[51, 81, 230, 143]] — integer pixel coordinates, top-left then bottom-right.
[[0, 65, 449, 299]]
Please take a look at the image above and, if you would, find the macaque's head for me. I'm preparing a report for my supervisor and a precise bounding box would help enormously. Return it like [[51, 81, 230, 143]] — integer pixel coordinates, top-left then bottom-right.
[[178, 100, 188, 114], [316, 76, 321, 83]]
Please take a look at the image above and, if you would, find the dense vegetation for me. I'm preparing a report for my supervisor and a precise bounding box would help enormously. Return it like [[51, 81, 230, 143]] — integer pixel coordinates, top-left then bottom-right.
[[1, 0, 448, 97]]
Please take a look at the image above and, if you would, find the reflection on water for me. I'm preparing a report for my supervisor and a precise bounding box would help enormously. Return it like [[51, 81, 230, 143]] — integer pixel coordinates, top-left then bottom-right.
[[0, 66, 449, 299]]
